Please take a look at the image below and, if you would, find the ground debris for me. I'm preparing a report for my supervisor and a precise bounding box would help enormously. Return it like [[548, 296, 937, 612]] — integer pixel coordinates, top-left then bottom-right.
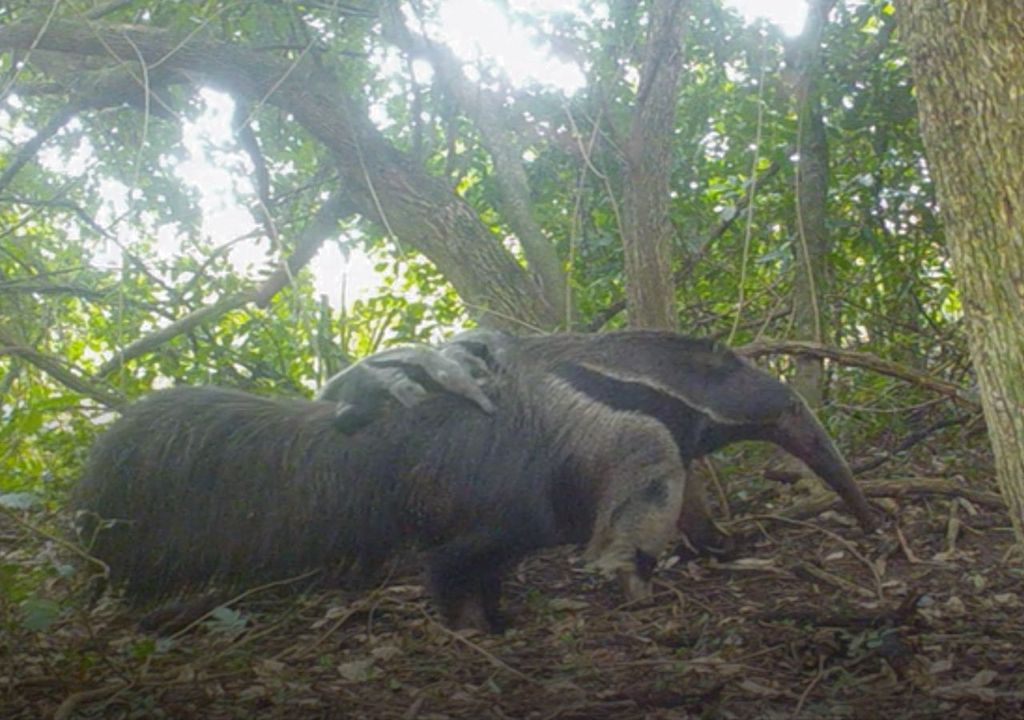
[[3, 477, 1024, 719]]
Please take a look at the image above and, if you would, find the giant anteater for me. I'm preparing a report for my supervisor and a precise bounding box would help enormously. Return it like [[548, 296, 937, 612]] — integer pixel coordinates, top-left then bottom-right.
[[75, 362, 687, 632]]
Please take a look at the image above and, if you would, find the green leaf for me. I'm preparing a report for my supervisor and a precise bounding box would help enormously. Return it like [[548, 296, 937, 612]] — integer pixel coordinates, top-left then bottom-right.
[[20, 597, 62, 632], [204, 605, 247, 634]]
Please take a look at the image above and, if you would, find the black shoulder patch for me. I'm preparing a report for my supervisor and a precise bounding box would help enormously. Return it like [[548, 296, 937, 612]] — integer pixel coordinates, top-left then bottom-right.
[[551, 362, 708, 458]]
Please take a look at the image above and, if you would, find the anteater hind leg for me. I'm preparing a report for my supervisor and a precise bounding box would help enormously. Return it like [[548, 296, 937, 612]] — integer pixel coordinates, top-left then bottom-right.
[[426, 532, 527, 633]]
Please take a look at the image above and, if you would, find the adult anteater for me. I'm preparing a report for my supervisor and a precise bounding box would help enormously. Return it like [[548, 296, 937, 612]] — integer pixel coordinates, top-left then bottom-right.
[[320, 330, 877, 555], [74, 364, 687, 632]]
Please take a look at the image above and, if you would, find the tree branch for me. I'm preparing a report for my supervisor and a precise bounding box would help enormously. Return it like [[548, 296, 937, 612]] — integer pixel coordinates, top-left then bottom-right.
[[0, 17, 560, 330], [1, 193, 115, 240], [3, 281, 124, 301], [233, 99, 278, 245], [586, 157, 785, 332], [83, 0, 137, 21], [736, 339, 979, 408], [95, 291, 257, 377], [0, 68, 176, 193], [850, 414, 975, 474], [0, 330, 125, 407], [253, 192, 351, 306], [90, 193, 351, 373], [0, 102, 80, 194], [770, 477, 1006, 522]]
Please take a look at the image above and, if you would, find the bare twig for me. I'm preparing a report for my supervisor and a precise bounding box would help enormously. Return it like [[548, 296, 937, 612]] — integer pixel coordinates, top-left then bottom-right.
[[83, 0, 137, 21], [54, 682, 132, 720], [95, 291, 256, 377], [782, 477, 1004, 519], [383, 1, 566, 317], [233, 101, 278, 244], [793, 658, 837, 717], [0, 505, 109, 573], [0, 103, 79, 194], [169, 569, 321, 641], [850, 415, 974, 474], [728, 59, 768, 344], [419, 608, 542, 686], [752, 514, 883, 600], [703, 457, 732, 521], [587, 157, 785, 332], [253, 193, 350, 307], [790, 560, 876, 599]]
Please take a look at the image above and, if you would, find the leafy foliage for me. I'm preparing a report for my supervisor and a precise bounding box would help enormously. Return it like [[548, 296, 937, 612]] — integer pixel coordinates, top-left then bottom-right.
[[0, 1, 970, 502]]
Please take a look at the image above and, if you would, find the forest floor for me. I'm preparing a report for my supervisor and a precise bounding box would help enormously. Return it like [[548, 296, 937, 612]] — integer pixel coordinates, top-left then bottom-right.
[[3, 458, 1024, 719]]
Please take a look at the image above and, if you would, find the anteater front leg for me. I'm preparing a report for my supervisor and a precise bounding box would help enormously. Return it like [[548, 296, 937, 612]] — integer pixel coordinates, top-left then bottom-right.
[[583, 423, 687, 602]]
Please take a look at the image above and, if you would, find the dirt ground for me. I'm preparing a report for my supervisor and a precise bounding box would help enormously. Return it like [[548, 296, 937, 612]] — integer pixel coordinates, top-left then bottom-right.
[[3, 464, 1024, 719]]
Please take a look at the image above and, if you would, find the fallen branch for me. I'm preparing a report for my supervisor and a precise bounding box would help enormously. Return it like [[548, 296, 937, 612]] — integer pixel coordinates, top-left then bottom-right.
[[419, 607, 542, 687], [761, 514, 883, 600], [0, 505, 109, 573], [54, 683, 131, 720], [859, 477, 1005, 508], [737, 478, 1006, 528]]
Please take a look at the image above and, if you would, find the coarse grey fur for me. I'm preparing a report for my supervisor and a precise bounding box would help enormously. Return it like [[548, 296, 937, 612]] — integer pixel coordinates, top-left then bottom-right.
[[346, 330, 876, 551], [315, 345, 495, 434], [503, 331, 876, 550], [74, 362, 686, 632]]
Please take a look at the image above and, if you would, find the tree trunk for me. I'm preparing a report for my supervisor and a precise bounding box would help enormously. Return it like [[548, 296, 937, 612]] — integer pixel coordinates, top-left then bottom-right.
[[787, 0, 835, 412], [897, 0, 1024, 544], [620, 0, 686, 330]]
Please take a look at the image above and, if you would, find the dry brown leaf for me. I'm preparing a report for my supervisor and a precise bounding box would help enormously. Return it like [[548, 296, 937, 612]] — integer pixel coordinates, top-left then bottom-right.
[[337, 659, 376, 682]]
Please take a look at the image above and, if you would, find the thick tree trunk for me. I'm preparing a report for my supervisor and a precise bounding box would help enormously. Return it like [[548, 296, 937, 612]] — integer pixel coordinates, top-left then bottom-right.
[[897, 1, 1024, 543], [620, 0, 686, 330]]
